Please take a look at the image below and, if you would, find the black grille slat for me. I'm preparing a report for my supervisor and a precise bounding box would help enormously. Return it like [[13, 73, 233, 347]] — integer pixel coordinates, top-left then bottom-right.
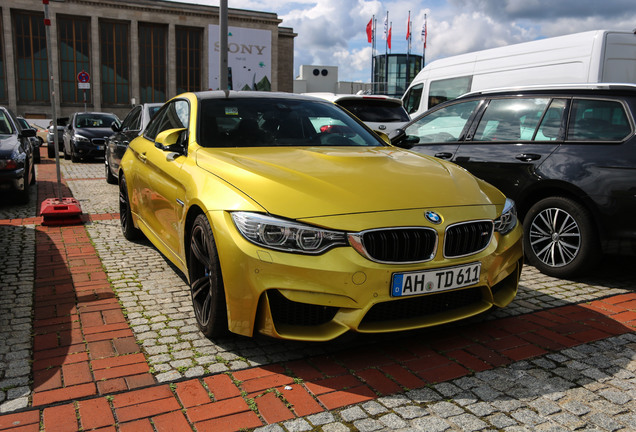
[[362, 228, 436, 263], [445, 221, 493, 258], [362, 287, 483, 324]]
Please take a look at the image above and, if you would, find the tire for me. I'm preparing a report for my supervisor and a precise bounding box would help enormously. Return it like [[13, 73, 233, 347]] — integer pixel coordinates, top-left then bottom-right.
[[47, 144, 55, 158], [34, 147, 41, 164], [105, 160, 117, 184], [523, 196, 599, 278], [17, 169, 30, 204], [188, 214, 228, 338], [119, 174, 143, 240], [71, 147, 79, 163], [63, 144, 71, 160]]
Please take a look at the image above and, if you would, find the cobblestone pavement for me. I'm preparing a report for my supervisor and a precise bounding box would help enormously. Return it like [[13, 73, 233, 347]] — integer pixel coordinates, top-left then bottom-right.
[[1, 156, 636, 431]]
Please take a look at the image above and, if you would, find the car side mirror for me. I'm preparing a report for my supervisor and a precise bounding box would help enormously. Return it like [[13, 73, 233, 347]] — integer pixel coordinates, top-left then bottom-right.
[[20, 129, 36, 138], [111, 123, 122, 133], [155, 128, 187, 154], [390, 129, 419, 149], [373, 130, 391, 144]]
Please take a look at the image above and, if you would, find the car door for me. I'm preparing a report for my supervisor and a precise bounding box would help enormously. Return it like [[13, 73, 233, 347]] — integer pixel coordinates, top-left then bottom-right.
[[131, 99, 190, 258], [451, 97, 565, 202], [110, 106, 141, 173], [402, 99, 482, 160]]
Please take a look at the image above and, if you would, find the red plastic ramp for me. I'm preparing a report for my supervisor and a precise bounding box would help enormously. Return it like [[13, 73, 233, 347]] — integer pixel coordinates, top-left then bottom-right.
[[40, 197, 83, 226]]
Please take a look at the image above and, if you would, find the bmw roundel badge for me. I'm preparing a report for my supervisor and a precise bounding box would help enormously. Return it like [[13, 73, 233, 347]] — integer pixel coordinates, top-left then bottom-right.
[[425, 211, 442, 224]]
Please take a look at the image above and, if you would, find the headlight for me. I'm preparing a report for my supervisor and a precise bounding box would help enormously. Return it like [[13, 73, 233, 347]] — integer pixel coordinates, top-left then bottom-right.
[[231, 212, 348, 254], [74, 134, 91, 143], [494, 198, 517, 235]]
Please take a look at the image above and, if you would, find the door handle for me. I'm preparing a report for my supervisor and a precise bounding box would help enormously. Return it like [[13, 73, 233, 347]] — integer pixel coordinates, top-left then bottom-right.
[[434, 152, 453, 159], [138, 152, 147, 163], [515, 153, 541, 162]]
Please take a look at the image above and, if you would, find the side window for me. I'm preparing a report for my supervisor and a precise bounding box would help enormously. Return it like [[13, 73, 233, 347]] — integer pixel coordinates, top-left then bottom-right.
[[567, 99, 632, 141], [404, 100, 479, 143], [145, 100, 189, 141], [535, 99, 566, 141], [473, 98, 550, 142], [403, 83, 423, 115], [121, 107, 141, 131], [428, 76, 473, 109]]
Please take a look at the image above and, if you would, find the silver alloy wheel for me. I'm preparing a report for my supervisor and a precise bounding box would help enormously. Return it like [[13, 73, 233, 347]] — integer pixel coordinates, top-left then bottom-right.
[[528, 207, 581, 268]]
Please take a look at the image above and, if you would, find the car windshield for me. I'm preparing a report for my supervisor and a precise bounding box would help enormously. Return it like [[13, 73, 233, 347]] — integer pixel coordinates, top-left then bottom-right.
[[75, 113, 118, 128], [336, 100, 410, 122], [0, 111, 15, 135], [197, 97, 385, 148]]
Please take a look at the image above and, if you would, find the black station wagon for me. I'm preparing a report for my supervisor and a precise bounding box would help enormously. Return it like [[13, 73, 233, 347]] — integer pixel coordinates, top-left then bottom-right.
[[391, 84, 636, 278]]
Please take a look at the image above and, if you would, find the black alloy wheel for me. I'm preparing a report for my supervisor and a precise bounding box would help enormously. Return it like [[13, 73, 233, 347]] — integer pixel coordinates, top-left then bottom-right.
[[523, 196, 599, 278], [188, 214, 228, 338], [119, 174, 142, 240]]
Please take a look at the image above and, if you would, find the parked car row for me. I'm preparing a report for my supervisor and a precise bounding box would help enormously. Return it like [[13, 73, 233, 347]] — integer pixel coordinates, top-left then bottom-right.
[[0, 106, 38, 203]]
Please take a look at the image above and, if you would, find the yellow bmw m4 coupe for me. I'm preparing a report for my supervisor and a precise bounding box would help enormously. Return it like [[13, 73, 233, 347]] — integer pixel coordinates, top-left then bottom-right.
[[119, 91, 523, 341]]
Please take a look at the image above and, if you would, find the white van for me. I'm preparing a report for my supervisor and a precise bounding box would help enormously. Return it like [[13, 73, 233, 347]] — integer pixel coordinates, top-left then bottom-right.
[[402, 30, 636, 118]]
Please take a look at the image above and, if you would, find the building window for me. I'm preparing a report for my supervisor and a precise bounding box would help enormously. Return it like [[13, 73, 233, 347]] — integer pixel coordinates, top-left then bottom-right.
[[13, 11, 49, 103], [58, 16, 90, 104], [139, 23, 167, 103], [176, 26, 202, 94], [100, 20, 129, 105]]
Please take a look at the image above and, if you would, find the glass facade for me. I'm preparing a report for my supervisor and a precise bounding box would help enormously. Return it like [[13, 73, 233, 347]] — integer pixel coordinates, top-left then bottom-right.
[[100, 20, 130, 105], [58, 16, 91, 104], [176, 26, 202, 94], [139, 23, 167, 103], [373, 54, 422, 97], [13, 11, 49, 103]]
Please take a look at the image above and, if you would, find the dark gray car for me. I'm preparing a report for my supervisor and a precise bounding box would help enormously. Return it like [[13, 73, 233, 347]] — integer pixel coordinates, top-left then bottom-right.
[[63, 112, 120, 162], [0, 107, 37, 203], [105, 103, 162, 184]]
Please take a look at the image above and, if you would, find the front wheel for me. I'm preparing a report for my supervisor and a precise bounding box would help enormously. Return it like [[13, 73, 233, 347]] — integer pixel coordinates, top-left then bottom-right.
[[119, 174, 143, 240], [188, 214, 228, 338], [523, 196, 599, 278]]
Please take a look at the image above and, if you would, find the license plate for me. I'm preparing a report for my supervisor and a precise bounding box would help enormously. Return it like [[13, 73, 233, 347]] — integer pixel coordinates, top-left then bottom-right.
[[391, 262, 481, 297], [97, 145, 104, 150]]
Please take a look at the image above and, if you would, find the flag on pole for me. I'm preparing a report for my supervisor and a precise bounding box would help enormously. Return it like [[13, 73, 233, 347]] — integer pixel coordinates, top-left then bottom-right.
[[366, 18, 373, 43], [388, 24, 392, 49], [383, 15, 388, 40], [406, 12, 410, 40], [421, 19, 427, 48]]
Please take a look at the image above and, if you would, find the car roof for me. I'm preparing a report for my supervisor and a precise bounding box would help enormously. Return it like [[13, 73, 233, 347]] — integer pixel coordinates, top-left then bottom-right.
[[189, 90, 332, 103], [459, 83, 636, 99], [303, 92, 403, 104]]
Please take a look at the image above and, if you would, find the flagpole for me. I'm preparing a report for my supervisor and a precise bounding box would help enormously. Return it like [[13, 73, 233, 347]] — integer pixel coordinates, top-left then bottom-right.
[[384, 11, 388, 94], [422, 14, 427, 69]]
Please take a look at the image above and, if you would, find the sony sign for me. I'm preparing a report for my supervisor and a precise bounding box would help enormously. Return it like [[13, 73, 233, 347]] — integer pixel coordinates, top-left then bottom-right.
[[208, 25, 272, 91]]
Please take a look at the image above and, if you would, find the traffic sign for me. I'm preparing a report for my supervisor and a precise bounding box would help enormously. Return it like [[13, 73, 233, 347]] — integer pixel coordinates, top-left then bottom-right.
[[77, 70, 90, 83]]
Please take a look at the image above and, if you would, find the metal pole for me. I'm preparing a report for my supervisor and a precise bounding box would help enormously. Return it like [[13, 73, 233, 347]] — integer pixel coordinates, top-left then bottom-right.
[[43, 0, 62, 200], [219, 0, 228, 91]]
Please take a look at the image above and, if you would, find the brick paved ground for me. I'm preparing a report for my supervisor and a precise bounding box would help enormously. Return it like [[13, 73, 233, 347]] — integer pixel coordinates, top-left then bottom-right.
[[1, 149, 636, 431]]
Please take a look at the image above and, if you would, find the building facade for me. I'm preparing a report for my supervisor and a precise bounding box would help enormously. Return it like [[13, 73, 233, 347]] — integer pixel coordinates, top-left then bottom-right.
[[0, 0, 296, 119], [373, 54, 423, 97]]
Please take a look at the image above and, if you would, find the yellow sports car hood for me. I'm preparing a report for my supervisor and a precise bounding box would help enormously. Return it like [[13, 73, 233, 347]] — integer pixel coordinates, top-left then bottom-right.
[[196, 146, 500, 219]]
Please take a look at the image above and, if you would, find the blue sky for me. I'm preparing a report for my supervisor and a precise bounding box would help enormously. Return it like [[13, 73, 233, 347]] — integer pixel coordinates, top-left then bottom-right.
[[173, 0, 636, 83]]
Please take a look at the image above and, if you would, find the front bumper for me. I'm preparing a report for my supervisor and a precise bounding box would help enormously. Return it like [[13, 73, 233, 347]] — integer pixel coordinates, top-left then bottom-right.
[[73, 139, 107, 159], [208, 206, 524, 341]]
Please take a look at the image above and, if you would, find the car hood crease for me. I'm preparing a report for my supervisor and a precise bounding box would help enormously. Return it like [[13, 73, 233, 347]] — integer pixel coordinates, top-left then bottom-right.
[[196, 146, 494, 219]]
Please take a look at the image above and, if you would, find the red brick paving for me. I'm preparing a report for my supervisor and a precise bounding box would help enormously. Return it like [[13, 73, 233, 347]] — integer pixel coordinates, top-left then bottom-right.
[[1, 154, 636, 431]]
